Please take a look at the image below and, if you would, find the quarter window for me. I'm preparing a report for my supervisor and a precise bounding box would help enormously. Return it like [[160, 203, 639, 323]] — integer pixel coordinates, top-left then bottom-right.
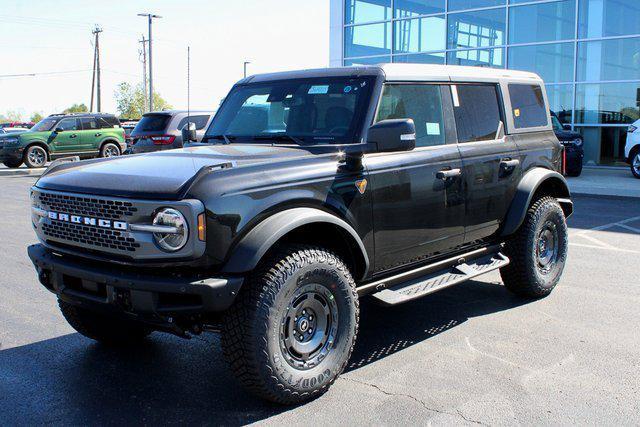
[[452, 84, 502, 142], [375, 84, 445, 148], [509, 84, 548, 128]]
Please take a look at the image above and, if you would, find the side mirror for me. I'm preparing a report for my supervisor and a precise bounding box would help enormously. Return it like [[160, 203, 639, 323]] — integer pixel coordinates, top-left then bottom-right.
[[182, 122, 197, 142], [53, 127, 64, 133], [562, 124, 572, 131], [367, 119, 416, 153]]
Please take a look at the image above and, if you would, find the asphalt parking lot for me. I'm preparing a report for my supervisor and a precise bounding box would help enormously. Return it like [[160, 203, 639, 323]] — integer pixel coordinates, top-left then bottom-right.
[[1, 175, 639, 425]]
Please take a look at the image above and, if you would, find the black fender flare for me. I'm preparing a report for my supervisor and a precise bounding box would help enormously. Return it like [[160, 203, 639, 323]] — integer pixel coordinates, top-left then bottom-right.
[[221, 207, 369, 279], [501, 168, 573, 237]]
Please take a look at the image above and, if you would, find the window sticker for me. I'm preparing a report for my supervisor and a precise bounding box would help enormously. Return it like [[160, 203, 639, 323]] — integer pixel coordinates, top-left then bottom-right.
[[344, 85, 352, 93], [426, 122, 441, 135], [451, 85, 460, 107], [308, 85, 329, 94], [514, 108, 521, 117]]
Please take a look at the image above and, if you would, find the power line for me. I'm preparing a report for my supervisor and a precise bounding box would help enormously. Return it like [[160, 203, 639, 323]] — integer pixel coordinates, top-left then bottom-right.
[[0, 69, 91, 79]]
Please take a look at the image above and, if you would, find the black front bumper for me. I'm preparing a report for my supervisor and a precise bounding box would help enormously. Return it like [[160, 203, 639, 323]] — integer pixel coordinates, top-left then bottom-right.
[[0, 146, 23, 163], [28, 244, 243, 316]]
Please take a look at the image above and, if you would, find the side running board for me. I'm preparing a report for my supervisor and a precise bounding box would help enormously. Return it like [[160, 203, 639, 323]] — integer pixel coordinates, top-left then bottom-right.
[[365, 250, 509, 306]]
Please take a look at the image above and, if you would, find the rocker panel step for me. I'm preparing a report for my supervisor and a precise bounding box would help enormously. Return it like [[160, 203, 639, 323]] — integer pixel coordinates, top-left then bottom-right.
[[370, 252, 509, 306]]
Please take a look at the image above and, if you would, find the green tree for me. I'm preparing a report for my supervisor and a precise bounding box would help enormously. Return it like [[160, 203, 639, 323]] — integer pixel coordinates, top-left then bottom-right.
[[114, 82, 172, 119], [6, 110, 23, 121], [63, 103, 88, 114], [30, 112, 44, 123]]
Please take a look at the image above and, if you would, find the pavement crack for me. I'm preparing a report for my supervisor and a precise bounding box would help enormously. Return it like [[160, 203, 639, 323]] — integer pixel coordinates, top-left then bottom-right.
[[340, 376, 487, 425]]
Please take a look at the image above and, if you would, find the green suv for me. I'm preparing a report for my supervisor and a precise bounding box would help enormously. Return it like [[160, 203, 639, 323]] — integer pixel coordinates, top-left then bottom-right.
[[0, 113, 126, 168]]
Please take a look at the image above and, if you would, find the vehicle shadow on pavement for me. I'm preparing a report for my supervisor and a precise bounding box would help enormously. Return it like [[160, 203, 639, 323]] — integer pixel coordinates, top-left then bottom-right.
[[0, 280, 528, 424]]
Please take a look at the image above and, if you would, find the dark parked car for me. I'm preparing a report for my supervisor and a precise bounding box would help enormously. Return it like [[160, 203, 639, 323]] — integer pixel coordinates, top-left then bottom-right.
[[28, 65, 572, 405], [126, 110, 214, 154], [551, 111, 583, 177]]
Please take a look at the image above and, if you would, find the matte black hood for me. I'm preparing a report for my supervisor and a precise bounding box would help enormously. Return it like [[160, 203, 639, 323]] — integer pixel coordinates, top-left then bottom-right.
[[35, 144, 309, 199]]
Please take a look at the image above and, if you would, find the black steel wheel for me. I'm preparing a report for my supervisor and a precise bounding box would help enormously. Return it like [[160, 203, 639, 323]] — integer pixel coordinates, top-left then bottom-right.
[[221, 245, 359, 404]]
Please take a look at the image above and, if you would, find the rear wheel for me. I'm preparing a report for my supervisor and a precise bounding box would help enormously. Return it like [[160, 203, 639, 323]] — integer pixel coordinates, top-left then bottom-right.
[[100, 142, 121, 158], [59, 299, 151, 345], [500, 196, 568, 298], [631, 151, 640, 179], [2, 159, 22, 168], [221, 245, 359, 404], [23, 145, 47, 168]]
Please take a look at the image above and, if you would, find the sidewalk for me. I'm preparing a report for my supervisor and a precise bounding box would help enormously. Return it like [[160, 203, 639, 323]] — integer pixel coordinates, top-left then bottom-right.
[[0, 165, 45, 176], [567, 166, 640, 199]]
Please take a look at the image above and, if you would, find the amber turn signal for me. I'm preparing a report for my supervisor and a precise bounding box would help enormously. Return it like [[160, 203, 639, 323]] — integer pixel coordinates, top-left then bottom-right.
[[197, 213, 206, 241]]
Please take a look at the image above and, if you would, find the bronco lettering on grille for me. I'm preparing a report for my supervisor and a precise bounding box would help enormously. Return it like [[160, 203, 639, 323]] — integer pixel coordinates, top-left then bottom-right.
[[47, 211, 128, 230]]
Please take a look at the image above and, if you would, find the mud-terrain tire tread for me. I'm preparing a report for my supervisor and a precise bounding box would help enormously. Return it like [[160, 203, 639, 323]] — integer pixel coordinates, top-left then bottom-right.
[[500, 196, 568, 298], [221, 245, 359, 404], [58, 299, 151, 345]]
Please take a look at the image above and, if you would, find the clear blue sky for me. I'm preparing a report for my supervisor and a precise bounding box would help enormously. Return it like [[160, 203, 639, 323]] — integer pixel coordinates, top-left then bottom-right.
[[0, 0, 329, 119]]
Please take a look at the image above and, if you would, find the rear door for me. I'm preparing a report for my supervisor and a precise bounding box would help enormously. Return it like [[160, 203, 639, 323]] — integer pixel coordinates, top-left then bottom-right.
[[452, 83, 522, 242], [78, 117, 100, 152], [49, 118, 80, 154], [368, 83, 465, 274]]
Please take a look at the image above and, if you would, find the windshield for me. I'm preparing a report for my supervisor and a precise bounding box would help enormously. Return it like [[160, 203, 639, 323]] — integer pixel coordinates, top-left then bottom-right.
[[31, 118, 58, 132], [550, 113, 563, 131], [205, 76, 374, 144]]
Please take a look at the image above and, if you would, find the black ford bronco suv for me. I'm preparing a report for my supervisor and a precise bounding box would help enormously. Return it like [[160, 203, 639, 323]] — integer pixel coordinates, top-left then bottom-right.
[[28, 65, 572, 404]]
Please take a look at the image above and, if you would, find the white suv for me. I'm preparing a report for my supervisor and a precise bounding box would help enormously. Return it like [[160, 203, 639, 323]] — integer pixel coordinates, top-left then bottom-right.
[[626, 119, 640, 178]]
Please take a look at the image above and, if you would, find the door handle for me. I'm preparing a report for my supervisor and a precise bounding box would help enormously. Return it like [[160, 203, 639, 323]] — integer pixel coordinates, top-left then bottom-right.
[[70, 134, 77, 138], [500, 159, 520, 168], [436, 168, 462, 180], [95, 133, 102, 137]]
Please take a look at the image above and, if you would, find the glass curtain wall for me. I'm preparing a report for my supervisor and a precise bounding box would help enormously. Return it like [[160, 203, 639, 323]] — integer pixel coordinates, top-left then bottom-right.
[[343, 0, 640, 165]]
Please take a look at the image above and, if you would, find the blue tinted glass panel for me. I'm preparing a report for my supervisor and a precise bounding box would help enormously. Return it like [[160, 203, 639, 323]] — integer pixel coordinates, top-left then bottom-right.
[[575, 126, 629, 165], [393, 52, 446, 63], [508, 43, 574, 83], [345, 22, 392, 57], [447, 9, 505, 50], [508, 0, 575, 44], [448, 0, 505, 11], [394, 16, 446, 53], [577, 38, 640, 82], [578, 0, 640, 38], [447, 48, 505, 67], [545, 84, 573, 123], [394, 0, 444, 18], [345, 0, 391, 25], [575, 83, 640, 124], [345, 56, 391, 65]]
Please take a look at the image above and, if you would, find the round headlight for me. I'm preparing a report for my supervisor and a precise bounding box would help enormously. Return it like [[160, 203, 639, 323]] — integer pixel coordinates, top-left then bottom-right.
[[573, 138, 583, 147], [152, 208, 188, 252]]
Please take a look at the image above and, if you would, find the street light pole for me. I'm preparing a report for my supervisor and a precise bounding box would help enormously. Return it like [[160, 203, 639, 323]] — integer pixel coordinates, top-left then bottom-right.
[[138, 13, 162, 111], [243, 61, 251, 79]]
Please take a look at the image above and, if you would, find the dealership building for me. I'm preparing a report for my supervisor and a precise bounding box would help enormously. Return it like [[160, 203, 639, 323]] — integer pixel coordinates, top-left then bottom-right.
[[329, 0, 640, 166]]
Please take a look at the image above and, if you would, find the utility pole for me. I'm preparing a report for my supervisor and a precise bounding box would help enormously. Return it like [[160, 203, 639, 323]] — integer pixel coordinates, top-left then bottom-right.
[[138, 35, 148, 113], [138, 13, 161, 111], [187, 46, 190, 119], [92, 25, 103, 112], [243, 61, 251, 79], [90, 36, 97, 111]]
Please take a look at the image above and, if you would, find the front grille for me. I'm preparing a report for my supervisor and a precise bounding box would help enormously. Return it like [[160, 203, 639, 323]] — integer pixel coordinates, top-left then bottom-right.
[[38, 192, 137, 220], [42, 222, 140, 252]]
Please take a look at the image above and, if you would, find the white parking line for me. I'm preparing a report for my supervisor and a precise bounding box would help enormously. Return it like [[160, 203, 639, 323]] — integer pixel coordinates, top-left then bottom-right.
[[615, 223, 640, 234], [569, 242, 640, 255], [569, 214, 640, 254]]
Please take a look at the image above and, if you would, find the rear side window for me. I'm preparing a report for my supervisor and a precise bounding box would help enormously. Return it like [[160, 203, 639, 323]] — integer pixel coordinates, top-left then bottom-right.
[[176, 115, 210, 131], [509, 84, 548, 128], [452, 84, 502, 143], [80, 118, 98, 130], [375, 84, 445, 148], [134, 115, 171, 132]]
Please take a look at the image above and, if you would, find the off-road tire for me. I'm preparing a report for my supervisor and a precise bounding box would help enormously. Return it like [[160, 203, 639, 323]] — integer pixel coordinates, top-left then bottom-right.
[[2, 159, 22, 168], [100, 142, 121, 158], [58, 299, 152, 345], [566, 162, 582, 177], [500, 196, 568, 298], [221, 245, 359, 404], [23, 145, 48, 168]]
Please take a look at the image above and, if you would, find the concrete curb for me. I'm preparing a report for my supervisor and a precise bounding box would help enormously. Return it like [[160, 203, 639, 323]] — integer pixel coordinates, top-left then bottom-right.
[[0, 168, 45, 177]]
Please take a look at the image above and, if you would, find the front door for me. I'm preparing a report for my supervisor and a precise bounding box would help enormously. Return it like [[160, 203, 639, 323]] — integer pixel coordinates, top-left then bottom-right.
[[368, 83, 465, 274], [49, 118, 80, 154], [450, 83, 522, 242]]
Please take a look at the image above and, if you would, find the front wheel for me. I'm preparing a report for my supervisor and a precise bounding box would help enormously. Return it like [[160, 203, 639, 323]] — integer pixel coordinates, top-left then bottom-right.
[[631, 151, 640, 179], [23, 145, 48, 168], [221, 246, 359, 404], [100, 142, 121, 158], [500, 196, 568, 298]]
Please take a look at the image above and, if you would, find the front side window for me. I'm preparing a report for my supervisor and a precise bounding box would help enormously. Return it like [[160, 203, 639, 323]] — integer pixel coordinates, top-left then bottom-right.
[[509, 84, 548, 128], [452, 84, 502, 142], [375, 84, 445, 148], [56, 118, 78, 131], [206, 76, 374, 144]]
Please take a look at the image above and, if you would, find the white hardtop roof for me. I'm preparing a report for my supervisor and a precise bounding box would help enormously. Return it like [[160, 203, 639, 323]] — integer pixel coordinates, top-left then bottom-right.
[[379, 63, 543, 84]]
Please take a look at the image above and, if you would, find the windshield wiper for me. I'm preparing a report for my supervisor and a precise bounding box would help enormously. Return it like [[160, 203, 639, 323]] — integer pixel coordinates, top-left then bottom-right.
[[252, 134, 307, 145], [202, 134, 236, 144]]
